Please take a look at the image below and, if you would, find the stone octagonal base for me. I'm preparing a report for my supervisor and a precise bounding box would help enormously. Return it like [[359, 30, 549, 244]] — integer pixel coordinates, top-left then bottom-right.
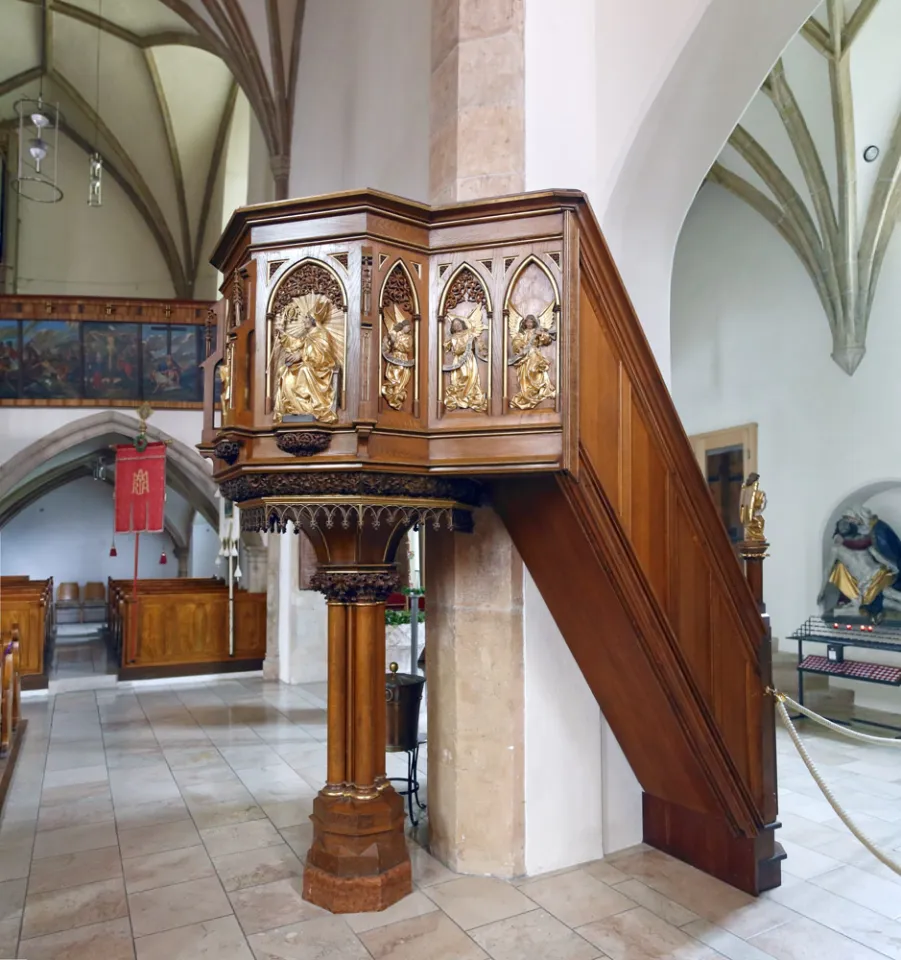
[[303, 859, 413, 913]]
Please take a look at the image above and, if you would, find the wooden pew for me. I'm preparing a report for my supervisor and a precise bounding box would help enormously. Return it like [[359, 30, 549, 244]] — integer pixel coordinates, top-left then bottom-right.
[[0, 578, 52, 688], [0, 631, 26, 817], [110, 578, 266, 680]]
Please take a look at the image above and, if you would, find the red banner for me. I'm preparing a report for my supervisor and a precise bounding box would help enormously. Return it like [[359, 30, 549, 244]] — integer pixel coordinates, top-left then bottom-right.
[[114, 442, 167, 533]]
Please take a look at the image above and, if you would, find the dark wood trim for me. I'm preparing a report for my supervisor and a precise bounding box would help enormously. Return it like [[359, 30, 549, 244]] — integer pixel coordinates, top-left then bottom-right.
[[21, 674, 48, 691], [118, 659, 263, 682], [0, 720, 27, 818]]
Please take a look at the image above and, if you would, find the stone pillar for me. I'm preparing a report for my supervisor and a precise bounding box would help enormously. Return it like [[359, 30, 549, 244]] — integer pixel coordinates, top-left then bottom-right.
[[430, 0, 525, 203], [427, 0, 527, 879], [243, 541, 268, 594], [426, 508, 525, 876], [263, 534, 281, 681]]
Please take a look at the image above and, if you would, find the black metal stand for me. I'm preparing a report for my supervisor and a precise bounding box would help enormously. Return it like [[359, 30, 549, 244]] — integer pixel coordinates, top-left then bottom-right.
[[387, 741, 426, 827]]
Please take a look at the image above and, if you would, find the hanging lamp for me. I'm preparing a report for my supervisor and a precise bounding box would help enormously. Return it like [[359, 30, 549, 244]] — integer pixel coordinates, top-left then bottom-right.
[[87, 0, 103, 206], [12, 0, 63, 203]]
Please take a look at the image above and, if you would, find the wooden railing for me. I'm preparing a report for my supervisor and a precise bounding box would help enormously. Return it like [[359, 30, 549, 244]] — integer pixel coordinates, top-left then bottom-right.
[[1, 632, 21, 758]]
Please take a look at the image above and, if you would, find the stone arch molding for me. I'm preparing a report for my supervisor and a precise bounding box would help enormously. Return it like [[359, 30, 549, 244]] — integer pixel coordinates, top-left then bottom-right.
[[0, 411, 218, 531]]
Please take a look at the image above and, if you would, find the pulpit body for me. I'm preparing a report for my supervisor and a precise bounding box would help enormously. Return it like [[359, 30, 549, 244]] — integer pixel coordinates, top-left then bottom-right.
[[202, 190, 779, 911]]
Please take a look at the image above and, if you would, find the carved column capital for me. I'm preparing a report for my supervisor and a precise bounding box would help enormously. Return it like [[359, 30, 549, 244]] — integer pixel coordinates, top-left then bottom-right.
[[310, 568, 400, 603]]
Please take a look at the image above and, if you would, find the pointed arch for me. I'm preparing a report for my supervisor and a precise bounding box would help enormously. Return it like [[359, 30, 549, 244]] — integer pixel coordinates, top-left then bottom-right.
[[379, 259, 420, 316], [437, 262, 492, 317], [503, 254, 560, 312]]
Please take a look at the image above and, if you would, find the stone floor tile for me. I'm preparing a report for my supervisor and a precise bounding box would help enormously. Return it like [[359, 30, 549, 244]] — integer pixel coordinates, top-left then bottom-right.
[[811, 863, 901, 919], [343, 890, 439, 934], [0, 916, 19, 957], [247, 915, 371, 960], [0, 878, 27, 925], [470, 908, 601, 960], [278, 822, 312, 861], [424, 876, 536, 931], [777, 840, 843, 880], [190, 799, 269, 830], [213, 843, 303, 892], [682, 919, 779, 960], [123, 844, 215, 893], [32, 820, 119, 860], [39, 780, 112, 807], [229, 877, 327, 935], [17, 916, 135, 960], [118, 818, 201, 859], [113, 796, 192, 831], [359, 911, 487, 960], [612, 879, 699, 927], [37, 794, 115, 832], [408, 843, 458, 887], [128, 876, 233, 938], [21, 877, 128, 939], [749, 916, 887, 960], [135, 915, 253, 960], [518, 868, 634, 928], [0, 839, 33, 881], [202, 818, 283, 858], [28, 845, 124, 895], [577, 906, 719, 960]]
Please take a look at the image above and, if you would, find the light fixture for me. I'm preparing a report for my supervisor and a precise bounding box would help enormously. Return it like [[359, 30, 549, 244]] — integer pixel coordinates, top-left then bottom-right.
[[863, 145, 880, 163], [12, 0, 62, 203], [88, 0, 103, 206]]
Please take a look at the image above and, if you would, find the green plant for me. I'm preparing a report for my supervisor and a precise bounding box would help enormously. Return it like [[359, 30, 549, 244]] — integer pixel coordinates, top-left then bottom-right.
[[385, 609, 425, 626]]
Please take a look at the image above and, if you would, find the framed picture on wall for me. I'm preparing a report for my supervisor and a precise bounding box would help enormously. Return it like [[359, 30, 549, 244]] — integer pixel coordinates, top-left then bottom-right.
[[21, 320, 82, 399], [0, 319, 19, 399], [84, 322, 140, 400]]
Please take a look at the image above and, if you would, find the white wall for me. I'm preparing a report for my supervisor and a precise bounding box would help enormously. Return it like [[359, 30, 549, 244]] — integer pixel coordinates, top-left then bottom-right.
[[12, 132, 175, 299], [274, 531, 327, 685], [0, 408, 205, 465], [190, 511, 221, 579], [672, 183, 901, 706], [0, 476, 174, 584], [289, 0, 430, 202]]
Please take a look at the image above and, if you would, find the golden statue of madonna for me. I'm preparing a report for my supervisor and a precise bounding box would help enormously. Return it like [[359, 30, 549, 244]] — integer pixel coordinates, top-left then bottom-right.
[[270, 294, 345, 424], [442, 304, 488, 412], [381, 303, 415, 410], [508, 302, 556, 410], [739, 472, 767, 541]]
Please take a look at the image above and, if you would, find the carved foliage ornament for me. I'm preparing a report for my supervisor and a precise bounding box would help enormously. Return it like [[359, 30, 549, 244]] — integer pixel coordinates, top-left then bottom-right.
[[214, 438, 241, 465], [275, 430, 332, 457], [381, 263, 416, 411], [220, 470, 482, 506], [310, 569, 400, 603], [271, 260, 344, 316]]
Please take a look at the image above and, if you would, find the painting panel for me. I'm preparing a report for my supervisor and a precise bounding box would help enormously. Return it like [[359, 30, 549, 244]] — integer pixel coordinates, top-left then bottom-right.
[[21, 320, 82, 399], [84, 322, 140, 400], [142, 324, 201, 401], [0, 320, 19, 399]]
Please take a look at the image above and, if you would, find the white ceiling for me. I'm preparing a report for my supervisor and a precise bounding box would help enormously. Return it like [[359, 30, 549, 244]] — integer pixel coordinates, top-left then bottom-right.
[[0, 0, 243, 297]]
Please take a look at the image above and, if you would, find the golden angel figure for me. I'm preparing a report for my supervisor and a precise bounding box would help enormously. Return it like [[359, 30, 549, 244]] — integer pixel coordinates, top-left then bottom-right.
[[508, 302, 557, 410], [218, 360, 230, 422], [381, 303, 415, 410], [739, 472, 767, 541], [442, 304, 488, 412], [270, 294, 345, 424]]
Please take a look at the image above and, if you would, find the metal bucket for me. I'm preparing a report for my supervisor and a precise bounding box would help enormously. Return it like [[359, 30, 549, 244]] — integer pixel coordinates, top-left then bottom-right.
[[386, 662, 425, 751]]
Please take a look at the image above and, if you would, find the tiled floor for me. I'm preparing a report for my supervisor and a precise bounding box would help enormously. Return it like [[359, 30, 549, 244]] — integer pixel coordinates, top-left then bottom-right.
[[1, 677, 901, 959]]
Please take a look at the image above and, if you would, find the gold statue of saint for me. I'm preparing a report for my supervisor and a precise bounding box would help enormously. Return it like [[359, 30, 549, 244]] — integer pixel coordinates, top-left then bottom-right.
[[442, 303, 488, 412], [740, 472, 767, 541], [218, 355, 230, 422], [508, 302, 556, 410], [270, 294, 345, 424], [381, 303, 415, 410]]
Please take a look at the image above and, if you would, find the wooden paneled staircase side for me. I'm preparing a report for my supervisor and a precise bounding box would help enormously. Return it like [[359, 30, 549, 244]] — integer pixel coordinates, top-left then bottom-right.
[[493, 206, 779, 895]]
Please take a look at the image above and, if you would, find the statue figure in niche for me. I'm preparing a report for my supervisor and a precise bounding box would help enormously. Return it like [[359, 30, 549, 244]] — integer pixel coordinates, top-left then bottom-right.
[[739, 472, 767, 541], [381, 303, 415, 410], [819, 508, 901, 623], [508, 302, 557, 410], [442, 304, 488, 412], [270, 294, 344, 424]]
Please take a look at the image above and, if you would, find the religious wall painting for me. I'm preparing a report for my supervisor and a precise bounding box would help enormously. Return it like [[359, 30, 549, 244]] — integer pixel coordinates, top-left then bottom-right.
[[142, 324, 201, 401], [268, 259, 347, 425], [84, 322, 140, 400], [439, 264, 490, 414], [0, 320, 19, 399], [21, 320, 81, 399], [379, 260, 418, 412], [504, 257, 559, 411]]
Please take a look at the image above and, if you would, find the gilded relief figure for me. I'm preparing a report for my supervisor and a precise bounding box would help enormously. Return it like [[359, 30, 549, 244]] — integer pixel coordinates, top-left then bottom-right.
[[508, 302, 557, 410], [739, 472, 767, 541], [218, 358, 230, 421], [270, 294, 345, 424], [442, 304, 488, 412], [381, 303, 415, 410]]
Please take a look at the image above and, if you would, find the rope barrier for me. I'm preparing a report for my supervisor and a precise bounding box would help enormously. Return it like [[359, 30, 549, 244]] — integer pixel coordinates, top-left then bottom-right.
[[772, 689, 901, 747], [770, 689, 901, 877]]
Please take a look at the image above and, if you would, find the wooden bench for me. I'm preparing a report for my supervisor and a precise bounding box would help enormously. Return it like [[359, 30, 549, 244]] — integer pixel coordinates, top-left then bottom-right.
[[0, 630, 26, 816], [0, 578, 52, 688], [108, 577, 265, 680]]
